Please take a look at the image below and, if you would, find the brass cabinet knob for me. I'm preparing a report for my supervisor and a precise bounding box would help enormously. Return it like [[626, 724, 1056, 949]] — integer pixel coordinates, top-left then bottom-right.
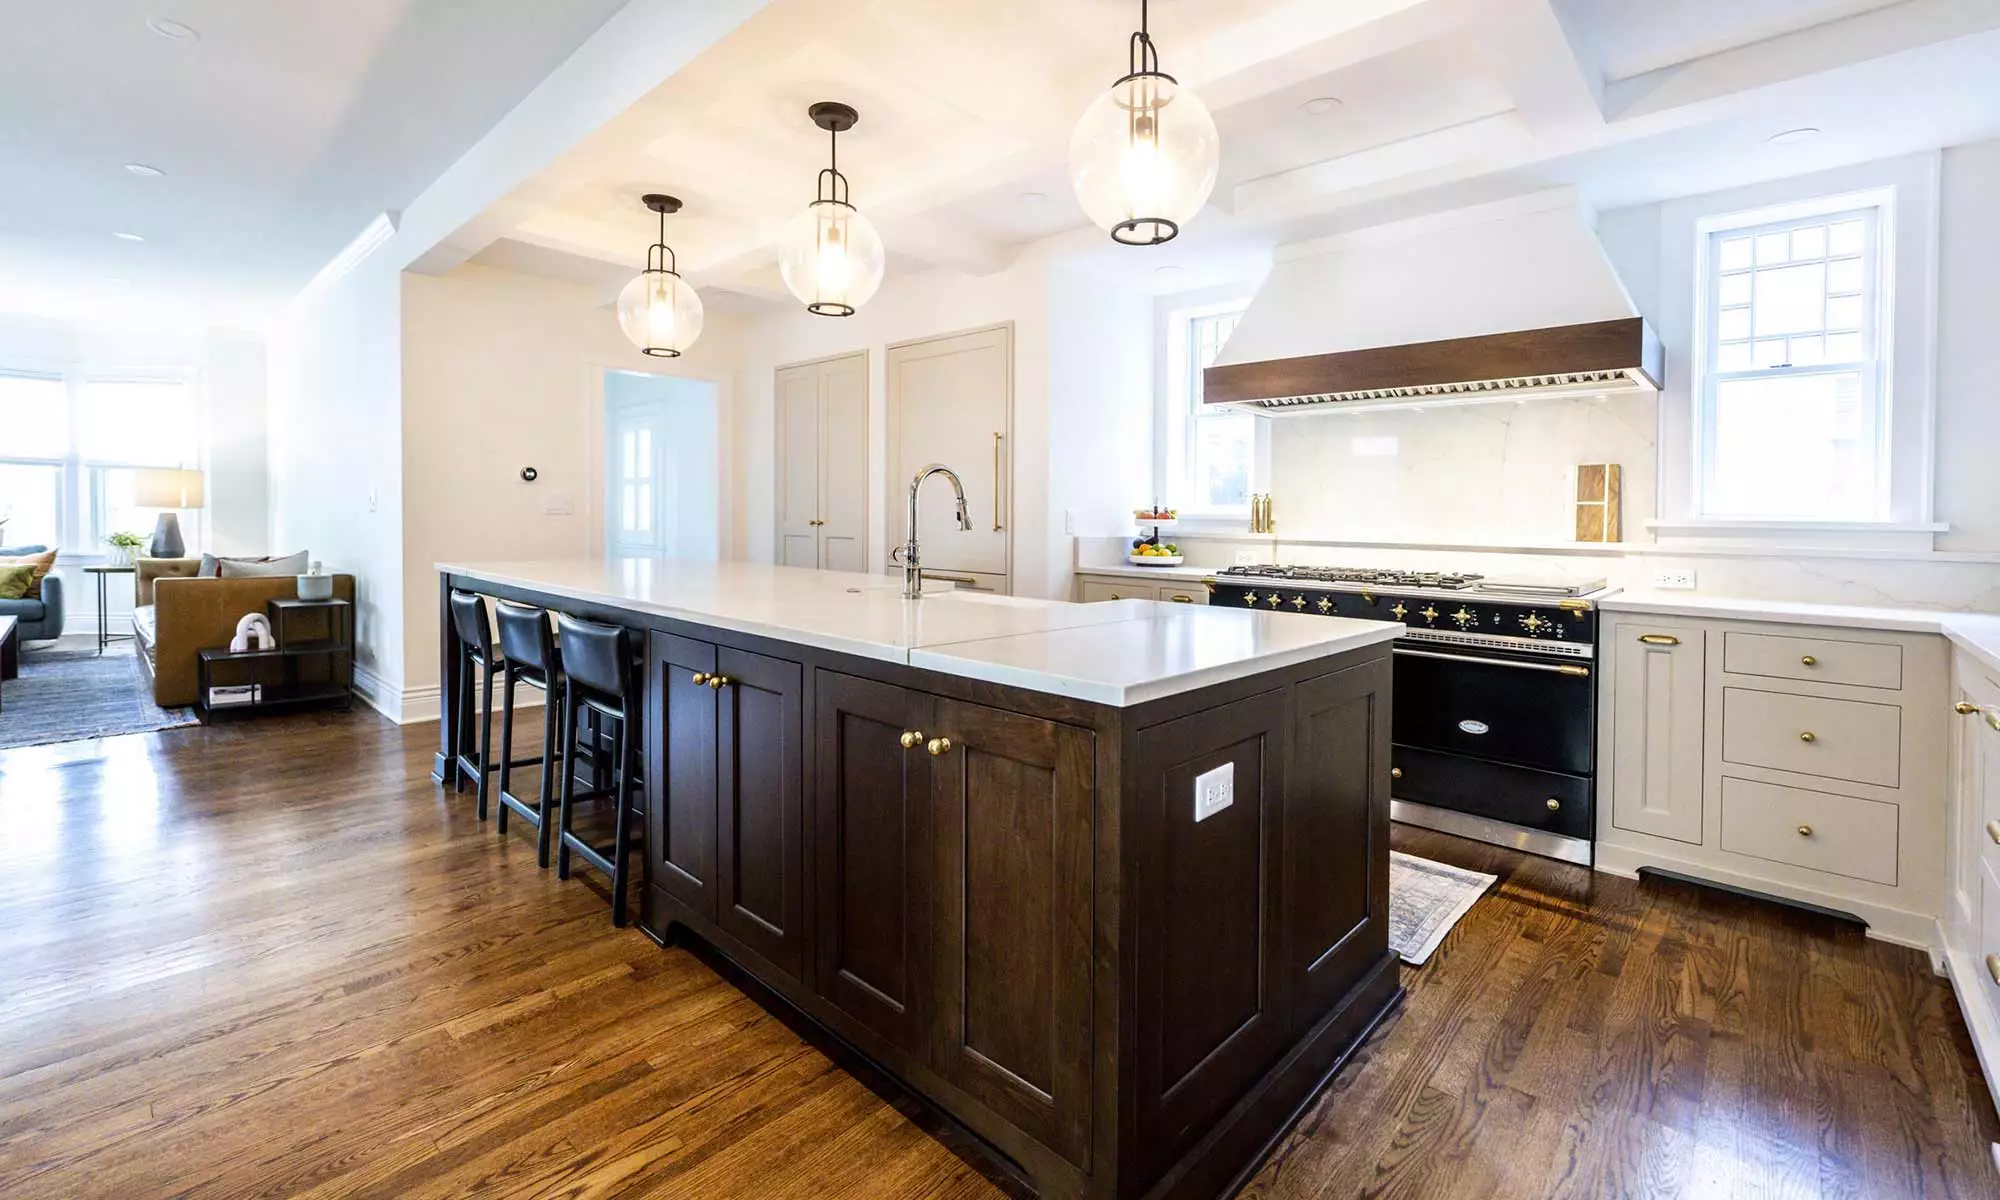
[[1110, 593, 1122, 600], [1988, 953, 2000, 985], [1545, 798, 1561, 812], [691, 672, 710, 685], [1797, 824, 1814, 837], [1390, 766, 1403, 780], [899, 730, 924, 749], [926, 737, 952, 756], [1956, 701, 1980, 715], [1987, 820, 2000, 846], [1800, 655, 1817, 666], [1798, 731, 1816, 743], [707, 675, 729, 689]]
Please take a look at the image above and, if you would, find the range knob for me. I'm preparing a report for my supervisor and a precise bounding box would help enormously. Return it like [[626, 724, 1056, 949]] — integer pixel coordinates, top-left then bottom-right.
[[1419, 606, 1439, 625], [1316, 596, 1333, 614], [1290, 595, 1306, 610], [1520, 613, 1548, 634], [1267, 593, 1283, 608], [1451, 607, 1476, 628], [1242, 592, 1259, 606]]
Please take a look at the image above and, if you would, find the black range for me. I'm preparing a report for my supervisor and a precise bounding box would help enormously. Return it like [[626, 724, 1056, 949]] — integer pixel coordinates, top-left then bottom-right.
[[1209, 564, 1604, 865]]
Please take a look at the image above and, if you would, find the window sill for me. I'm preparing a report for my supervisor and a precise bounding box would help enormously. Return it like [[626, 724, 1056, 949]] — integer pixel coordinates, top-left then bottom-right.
[[1155, 514, 1269, 538], [1645, 518, 1946, 553]]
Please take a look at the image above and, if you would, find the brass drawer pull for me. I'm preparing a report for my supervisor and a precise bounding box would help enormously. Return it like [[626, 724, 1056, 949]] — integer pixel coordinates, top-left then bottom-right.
[[899, 730, 924, 749], [1800, 655, 1817, 667], [1390, 767, 1403, 780], [1957, 701, 1981, 715], [691, 672, 711, 685], [1797, 824, 1814, 837], [1986, 820, 2000, 846], [1988, 953, 2000, 985], [1545, 798, 1561, 812], [1798, 731, 1816, 743], [1170, 594, 1194, 603], [1638, 634, 1681, 646], [927, 737, 953, 756]]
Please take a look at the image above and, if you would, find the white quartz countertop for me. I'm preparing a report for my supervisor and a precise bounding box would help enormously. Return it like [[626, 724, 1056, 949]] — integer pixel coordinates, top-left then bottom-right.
[[1074, 563, 1217, 584], [439, 559, 1402, 706], [1602, 591, 2000, 680]]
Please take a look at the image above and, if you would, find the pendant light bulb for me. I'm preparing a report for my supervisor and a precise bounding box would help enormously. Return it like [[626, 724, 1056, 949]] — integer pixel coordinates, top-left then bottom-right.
[[617, 194, 703, 357], [1069, 1, 1219, 245], [780, 102, 885, 316]]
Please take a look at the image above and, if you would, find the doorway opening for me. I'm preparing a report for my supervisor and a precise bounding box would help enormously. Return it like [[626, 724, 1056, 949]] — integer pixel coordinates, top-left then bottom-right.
[[604, 371, 719, 561]]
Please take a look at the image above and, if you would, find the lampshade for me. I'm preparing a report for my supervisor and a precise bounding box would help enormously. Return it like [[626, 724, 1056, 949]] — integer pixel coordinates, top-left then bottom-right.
[[781, 102, 886, 316], [617, 193, 704, 357], [1068, 1, 1219, 245], [133, 467, 204, 509]]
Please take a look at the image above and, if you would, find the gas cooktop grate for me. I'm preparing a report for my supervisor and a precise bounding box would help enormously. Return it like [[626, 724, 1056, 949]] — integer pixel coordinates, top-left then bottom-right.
[[1216, 565, 1484, 590]]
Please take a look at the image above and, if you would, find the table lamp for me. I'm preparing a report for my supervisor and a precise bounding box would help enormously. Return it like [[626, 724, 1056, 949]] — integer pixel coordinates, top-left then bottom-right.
[[133, 468, 205, 558]]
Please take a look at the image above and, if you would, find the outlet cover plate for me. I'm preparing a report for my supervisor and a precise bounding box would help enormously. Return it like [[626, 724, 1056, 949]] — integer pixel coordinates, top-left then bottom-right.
[[1194, 762, 1234, 822], [1232, 548, 1261, 566], [1653, 569, 1697, 590]]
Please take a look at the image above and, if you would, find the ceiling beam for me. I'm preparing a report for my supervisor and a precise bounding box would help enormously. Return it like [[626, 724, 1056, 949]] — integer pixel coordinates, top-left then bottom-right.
[[1232, 111, 1533, 222]]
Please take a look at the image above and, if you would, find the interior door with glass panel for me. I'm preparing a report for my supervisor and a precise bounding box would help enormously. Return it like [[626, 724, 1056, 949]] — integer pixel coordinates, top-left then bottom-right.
[[608, 402, 669, 558]]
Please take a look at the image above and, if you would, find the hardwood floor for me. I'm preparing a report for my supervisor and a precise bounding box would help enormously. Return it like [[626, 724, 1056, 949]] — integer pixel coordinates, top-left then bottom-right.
[[0, 712, 1993, 1198]]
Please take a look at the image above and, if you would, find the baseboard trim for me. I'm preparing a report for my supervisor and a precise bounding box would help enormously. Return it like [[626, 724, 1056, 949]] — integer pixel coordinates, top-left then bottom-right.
[[1938, 929, 2000, 1121], [353, 665, 548, 727]]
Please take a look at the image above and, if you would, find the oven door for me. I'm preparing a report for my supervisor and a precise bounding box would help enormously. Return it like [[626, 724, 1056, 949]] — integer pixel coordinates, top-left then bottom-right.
[[1391, 645, 1594, 776]]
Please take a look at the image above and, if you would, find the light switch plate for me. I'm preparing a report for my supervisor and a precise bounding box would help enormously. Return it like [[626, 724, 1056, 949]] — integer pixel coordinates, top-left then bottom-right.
[[1194, 762, 1234, 822], [1652, 568, 1697, 590], [544, 496, 575, 516], [1232, 548, 1261, 566]]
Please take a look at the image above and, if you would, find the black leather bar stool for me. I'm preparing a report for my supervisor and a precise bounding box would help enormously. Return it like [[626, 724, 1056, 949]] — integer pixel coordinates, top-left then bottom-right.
[[493, 601, 563, 867], [449, 589, 546, 822], [553, 613, 642, 926]]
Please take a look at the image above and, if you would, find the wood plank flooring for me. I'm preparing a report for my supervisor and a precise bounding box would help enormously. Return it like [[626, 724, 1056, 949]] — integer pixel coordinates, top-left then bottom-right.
[[0, 710, 1993, 1198]]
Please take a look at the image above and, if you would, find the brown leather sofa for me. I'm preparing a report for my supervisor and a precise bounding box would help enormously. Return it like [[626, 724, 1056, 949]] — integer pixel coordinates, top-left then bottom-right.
[[134, 558, 356, 707]]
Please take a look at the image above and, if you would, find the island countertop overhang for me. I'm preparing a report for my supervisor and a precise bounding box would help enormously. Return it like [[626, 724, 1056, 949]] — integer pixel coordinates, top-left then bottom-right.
[[436, 559, 1402, 707]]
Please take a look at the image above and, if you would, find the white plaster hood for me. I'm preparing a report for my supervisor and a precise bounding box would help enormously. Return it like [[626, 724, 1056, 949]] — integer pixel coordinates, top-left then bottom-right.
[[1207, 188, 1661, 414]]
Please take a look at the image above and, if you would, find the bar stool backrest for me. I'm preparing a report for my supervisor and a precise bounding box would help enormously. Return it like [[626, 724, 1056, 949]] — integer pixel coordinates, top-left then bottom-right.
[[554, 614, 630, 711], [448, 590, 494, 662], [494, 602, 557, 683]]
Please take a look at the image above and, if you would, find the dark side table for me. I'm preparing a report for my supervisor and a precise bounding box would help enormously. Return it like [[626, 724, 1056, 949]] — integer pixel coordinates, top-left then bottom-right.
[[83, 564, 136, 655], [196, 598, 354, 721]]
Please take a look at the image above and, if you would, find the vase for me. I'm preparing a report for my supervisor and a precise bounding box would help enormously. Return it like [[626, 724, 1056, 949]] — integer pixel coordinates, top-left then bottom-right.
[[109, 545, 134, 567]]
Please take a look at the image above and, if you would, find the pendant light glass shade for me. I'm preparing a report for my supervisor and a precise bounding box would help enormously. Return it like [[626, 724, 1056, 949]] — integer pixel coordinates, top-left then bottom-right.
[[618, 193, 703, 357], [616, 269, 704, 357], [779, 199, 885, 316], [782, 102, 885, 316], [1069, 2, 1219, 245]]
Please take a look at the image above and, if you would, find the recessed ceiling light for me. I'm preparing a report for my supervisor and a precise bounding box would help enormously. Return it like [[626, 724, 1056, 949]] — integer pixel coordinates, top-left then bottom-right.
[[146, 16, 199, 41], [1019, 191, 1048, 205], [1302, 97, 1344, 116], [113, 231, 146, 242], [1767, 127, 1820, 146], [124, 162, 165, 177]]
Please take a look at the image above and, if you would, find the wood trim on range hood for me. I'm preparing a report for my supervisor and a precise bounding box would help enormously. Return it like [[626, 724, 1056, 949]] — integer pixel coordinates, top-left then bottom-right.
[[1203, 318, 1664, 414]]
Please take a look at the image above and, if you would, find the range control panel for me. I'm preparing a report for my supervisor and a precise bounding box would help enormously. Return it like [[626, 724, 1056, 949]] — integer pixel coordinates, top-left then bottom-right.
[[1207, 583, 1598, 650]]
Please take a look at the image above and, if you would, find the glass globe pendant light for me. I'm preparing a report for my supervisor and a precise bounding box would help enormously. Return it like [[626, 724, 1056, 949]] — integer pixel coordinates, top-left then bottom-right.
[[616, 193, 704, 357], [1068, 0, 1220, 245], [779, 102, 886, 316]]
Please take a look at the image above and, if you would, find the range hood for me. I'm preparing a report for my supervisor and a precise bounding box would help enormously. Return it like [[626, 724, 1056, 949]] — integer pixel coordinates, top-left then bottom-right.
[[1206, 189, 1662, 415]]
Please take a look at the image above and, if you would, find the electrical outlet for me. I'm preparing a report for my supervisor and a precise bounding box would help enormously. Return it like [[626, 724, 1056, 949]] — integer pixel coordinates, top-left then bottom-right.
[[1064, 508, 1075, 534], [1194, 763, 1234, 822], [1232, 548, 1261, 566], [1653, 568, 1697, 590], [367, 489, 377, 513]]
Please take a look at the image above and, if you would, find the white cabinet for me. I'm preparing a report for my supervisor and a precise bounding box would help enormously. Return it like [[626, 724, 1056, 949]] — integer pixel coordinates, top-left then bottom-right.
[[1074, 574, 1209, 604], [1943, 653, 2000, 1099], [887, 325, 1012, 591], [1597, 612, 1947, 949], [1607, 619, 1707, 845], [775, 352, 868, 572]]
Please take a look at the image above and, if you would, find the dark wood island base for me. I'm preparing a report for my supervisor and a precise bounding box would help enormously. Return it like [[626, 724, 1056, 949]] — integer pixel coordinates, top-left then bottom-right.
[[436, 568, 1400, 1200]]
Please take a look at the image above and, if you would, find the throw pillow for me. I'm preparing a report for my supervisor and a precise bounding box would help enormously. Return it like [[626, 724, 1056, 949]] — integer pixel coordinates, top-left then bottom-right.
[[0, 548, 56, 599], [0, 564, 35, 600], [217, 551, 309, 578]]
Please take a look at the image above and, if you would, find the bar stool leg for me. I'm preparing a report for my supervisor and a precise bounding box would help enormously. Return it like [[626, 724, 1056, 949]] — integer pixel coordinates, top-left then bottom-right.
[[475, 658, 495, 821], [454, 650, 474, 793], [556, 688, 580, 881], [497, 667, 517, 835], [609, 712, 633, 927], [535, 679, 558, 869]]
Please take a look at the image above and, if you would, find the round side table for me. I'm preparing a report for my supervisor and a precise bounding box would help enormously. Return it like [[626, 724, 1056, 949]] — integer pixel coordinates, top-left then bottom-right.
[[83, 564, 137, 655]]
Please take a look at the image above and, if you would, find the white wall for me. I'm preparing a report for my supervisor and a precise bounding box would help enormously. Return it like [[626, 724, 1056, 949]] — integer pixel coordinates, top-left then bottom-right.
[[1932, 137, 2000, 554], [1045, 260, 1153, 598], [399, 263, 742, 699]]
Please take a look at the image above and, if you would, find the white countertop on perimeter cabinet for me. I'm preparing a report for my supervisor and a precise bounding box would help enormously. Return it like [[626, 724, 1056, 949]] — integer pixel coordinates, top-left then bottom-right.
[[438, 560, 1403, 707], [1601, 591, 2000, 680], [1073, 563, 1217, 584]]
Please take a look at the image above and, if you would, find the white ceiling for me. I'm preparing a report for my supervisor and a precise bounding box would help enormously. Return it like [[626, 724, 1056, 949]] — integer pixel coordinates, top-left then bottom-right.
[[447, 0, 2000, 309], [0, 0, 630, 326]]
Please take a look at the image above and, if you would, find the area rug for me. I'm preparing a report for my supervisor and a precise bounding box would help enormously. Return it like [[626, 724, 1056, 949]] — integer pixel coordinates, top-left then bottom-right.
[[0, 641, 199, 750], [1389, 851, 1499, 966]]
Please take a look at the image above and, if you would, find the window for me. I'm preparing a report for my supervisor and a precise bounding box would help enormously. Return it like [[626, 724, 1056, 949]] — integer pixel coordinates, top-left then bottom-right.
[[1164, 300, 1252, 513], [0, 370, 200, 554], [1697, 197, 1891, 520]]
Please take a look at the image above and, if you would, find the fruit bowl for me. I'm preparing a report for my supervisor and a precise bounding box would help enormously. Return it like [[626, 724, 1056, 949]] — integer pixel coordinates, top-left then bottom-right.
[[1126, 553, 1186, 567]]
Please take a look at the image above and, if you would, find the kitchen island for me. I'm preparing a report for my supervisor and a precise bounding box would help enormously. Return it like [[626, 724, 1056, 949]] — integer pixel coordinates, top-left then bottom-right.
[[434, 560, 1403, 1200]]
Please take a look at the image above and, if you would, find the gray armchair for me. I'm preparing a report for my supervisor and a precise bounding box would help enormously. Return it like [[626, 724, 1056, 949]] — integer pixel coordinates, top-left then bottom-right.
[[0, 544, 65, 640]]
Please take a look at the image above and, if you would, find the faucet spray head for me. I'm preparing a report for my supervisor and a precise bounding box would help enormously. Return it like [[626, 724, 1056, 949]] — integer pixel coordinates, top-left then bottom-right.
[[956, 496, 972, 531]]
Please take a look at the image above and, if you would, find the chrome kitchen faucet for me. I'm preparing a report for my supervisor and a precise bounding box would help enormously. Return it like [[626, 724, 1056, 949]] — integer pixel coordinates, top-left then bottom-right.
[[899, 463, 972, 598]]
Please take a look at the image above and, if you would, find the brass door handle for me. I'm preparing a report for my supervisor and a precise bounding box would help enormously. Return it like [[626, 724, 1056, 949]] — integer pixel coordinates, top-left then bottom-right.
[[1170, 594, 1194, 603], [1987, 953, 2000, 985], [992, 432, 1005, 531], [707, 675, 729, 689], [1390, 767, 1403, 780], [927, 737, 952, 756], [1956, 701, 1980, 715], [1800, 655, 1817, 666], [1986, 819, 2000, 846], [1797, 824, 1814, 837], [1987, 709, 2000, 733], [1799, 731, 1816, 743], [899, 730, 924, 749], [691, 672, 711, 685], [1545, 798, 1561, 812], [1638, 634, 1681, 646]]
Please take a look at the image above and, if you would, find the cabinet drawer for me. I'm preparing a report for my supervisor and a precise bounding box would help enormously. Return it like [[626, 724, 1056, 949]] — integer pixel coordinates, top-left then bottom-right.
[[1719, 775, 1898, 885], [1079, 580, 1130, 603], [1157, 584, 1205, 605], [1723, 630, 1902, 690], [1720, 687, 1901, 787]]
